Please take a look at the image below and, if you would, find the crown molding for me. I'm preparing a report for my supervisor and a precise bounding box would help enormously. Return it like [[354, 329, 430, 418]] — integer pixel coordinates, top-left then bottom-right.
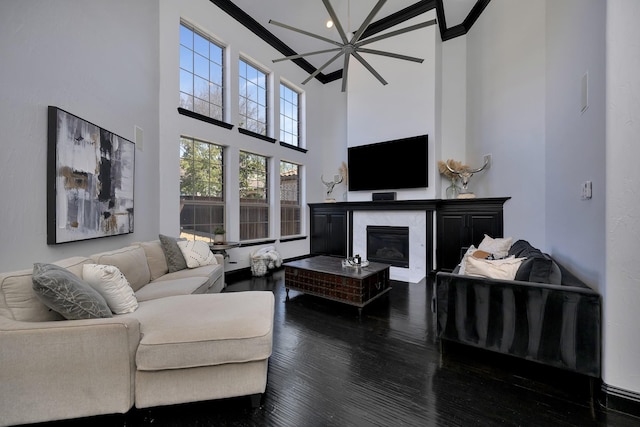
[[210, 0, 490, 84]]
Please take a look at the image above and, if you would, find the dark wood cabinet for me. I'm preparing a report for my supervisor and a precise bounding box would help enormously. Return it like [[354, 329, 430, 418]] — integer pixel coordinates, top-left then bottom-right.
[[310, 206, 347, 257], [436, 198, 510, 272], [308, 198, 507, 273]]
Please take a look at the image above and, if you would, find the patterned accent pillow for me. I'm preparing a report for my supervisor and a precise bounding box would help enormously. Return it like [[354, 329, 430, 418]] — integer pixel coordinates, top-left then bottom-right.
[[83, 264, 138, 314], [159, 234, 188, 273], [177, 240, 217, 268], [32, 263, 112, 320]]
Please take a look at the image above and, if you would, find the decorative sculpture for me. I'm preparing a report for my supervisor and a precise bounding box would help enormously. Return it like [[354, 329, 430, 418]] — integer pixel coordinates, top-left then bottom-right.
[[444, 159, 489, 198], [321, 174, 343, 201]]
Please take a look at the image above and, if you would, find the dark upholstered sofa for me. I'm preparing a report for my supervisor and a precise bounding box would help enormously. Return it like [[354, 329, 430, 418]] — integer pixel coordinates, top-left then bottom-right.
[[435, 240, 601, 378]]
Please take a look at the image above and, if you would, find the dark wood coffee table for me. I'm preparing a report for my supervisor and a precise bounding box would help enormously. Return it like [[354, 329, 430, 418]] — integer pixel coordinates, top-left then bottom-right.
[[284, 256, 391, 315]]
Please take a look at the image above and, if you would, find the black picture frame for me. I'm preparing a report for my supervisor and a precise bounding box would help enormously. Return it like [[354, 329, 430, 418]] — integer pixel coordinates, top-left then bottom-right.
[[47, 106, 135, 244]]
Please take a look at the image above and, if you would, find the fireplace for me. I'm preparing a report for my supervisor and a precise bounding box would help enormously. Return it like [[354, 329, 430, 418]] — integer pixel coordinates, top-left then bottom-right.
[[366, 226, 410, 268]]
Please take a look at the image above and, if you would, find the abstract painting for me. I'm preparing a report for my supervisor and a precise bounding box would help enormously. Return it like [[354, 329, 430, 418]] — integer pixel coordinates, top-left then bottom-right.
[[47, 107, 135, 244]]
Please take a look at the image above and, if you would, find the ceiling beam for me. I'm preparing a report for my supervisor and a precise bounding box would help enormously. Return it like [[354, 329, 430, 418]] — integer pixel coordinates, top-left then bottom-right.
[[437, 0, 492, 41], [210, 0, 490, 85]]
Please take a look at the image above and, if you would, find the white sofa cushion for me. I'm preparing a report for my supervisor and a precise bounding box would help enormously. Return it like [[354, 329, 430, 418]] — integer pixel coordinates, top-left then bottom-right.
[[136, 240, 169, 281], [90, 246, 151, 292], [130, 292, 274, 371], [134, 277, 213, 302], [0, 256, 91, 322], [83, 264, 138, 314]]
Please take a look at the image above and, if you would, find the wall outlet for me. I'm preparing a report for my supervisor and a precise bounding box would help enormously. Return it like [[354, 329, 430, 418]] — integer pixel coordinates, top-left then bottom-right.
[[581, 180, 592, 200]]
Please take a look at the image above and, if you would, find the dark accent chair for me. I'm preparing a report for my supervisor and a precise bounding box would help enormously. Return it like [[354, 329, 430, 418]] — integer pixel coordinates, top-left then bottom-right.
[[435, 240, 601, 378]]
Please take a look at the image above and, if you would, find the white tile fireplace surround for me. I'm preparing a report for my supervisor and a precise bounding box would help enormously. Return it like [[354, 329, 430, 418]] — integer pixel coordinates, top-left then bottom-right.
[[352, 211, 427, 283]]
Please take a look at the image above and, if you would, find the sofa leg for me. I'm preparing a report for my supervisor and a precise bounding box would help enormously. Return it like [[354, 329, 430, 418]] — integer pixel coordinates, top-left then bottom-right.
[[250, 393, 262, 408]]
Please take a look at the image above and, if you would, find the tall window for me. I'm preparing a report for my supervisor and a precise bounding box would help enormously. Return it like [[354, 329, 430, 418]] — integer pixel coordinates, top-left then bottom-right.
[[239, 59, 267, 135], [280, 83, 299, 146], [179, 22, 224, 120], [179, 137, 224, 242], [280, 161, 301, 236], [239, 151, 269, 240]]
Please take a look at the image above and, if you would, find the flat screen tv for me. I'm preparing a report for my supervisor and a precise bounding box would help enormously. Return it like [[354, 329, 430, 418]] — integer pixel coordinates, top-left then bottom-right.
[[348, 135, 428, 191]]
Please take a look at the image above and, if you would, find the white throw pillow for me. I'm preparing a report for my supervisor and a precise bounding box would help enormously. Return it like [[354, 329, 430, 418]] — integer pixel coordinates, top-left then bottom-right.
[[478, 234, 513, 259], [82, 264, 138, 314], [177, 240, 218, 268], [457, 245, 477, 275], [464, 255, 525, 281]]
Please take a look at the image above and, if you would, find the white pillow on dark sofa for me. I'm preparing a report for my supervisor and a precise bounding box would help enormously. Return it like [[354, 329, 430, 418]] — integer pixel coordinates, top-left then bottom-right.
[[478, 234, 513, 259], [464, 255, 525, 281]]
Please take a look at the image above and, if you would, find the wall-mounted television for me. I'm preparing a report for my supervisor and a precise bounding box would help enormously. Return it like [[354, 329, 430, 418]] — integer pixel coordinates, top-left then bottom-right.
[[348, 135, 428, 191]]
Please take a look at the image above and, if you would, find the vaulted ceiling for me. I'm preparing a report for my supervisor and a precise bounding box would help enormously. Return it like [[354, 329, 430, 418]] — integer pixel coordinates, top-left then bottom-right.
[[210, 1, 491, 85]]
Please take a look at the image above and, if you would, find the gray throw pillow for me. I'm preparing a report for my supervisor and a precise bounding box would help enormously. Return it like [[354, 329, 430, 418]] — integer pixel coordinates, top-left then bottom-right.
[[159, 234, 188, 273], [32, 263, 112, 320]]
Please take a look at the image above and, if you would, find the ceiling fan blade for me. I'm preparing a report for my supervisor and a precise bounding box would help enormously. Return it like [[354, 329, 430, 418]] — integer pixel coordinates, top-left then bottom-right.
[[341, 52, 351, 92], [269, 19, 342, 47], [356, 48, 424, 63], [301, 50, 345, 85], [351, 0, 387, 43], [272, 47, 342, 63], [351, 51, 387, 87], [357, 19, 437, 47], [322, 0, 349, 44]]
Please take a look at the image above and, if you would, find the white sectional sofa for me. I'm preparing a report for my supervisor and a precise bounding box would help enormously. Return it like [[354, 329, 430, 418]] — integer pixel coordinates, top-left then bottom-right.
[[0, 239, 275, 426]]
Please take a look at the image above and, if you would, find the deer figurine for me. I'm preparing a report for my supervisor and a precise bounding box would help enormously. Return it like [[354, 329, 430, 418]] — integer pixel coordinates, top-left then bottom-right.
[[321, 174, 343, 199], [445, 159, 489, 196]]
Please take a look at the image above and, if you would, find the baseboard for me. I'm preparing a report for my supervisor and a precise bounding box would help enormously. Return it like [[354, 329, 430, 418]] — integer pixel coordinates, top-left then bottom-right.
[[601, 382, 640, 418]]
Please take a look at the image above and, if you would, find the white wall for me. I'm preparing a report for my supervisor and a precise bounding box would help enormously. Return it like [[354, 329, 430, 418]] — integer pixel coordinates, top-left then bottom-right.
[[347, 11, 438, 202], [545, 0, 606, 289], [465, 1, 547, 247], [466, 0, 640, 400], [439, 35, 468, 197], [158, 1, 346, 271], [605, 0, 640, 397], [0, 0, 160, 271]]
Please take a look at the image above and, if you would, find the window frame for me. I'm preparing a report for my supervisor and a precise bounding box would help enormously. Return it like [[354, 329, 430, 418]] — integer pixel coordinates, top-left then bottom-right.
[[179, 20, 225, 122], [179, 136, 225, 243], [279, 82, 300, 147], [238, 58, 269, 137], [280, 160, 302, 237], [239, 151, 270, 241]]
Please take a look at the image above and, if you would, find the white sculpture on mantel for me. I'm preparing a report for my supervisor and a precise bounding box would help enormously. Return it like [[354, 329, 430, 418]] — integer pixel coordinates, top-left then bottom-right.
[[321, 174, 343, 202], [445, 158, 489, 198]]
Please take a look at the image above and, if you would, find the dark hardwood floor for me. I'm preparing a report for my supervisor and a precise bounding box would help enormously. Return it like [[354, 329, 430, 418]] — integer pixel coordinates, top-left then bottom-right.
[[33, 270, 638, 427]]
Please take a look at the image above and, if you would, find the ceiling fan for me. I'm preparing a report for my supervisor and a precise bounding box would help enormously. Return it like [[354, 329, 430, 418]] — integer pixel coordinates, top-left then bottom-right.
[[270, 0, 437, 92]]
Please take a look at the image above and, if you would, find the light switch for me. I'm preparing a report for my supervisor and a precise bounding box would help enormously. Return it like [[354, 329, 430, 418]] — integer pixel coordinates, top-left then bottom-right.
[[581, 181, 592, 200]]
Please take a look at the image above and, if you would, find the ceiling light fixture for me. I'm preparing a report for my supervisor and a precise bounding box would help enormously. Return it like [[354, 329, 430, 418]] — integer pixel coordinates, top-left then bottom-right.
[[326, 19, 333, 29], [270, 0, 436, 92]]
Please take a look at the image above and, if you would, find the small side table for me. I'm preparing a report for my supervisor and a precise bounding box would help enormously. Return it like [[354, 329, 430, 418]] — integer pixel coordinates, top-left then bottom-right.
[[209, 241, 240, 259]]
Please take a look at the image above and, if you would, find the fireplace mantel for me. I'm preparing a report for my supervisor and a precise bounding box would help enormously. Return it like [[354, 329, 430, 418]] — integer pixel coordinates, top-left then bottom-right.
[[309, 197, 510, 276], [309, 197, 510, 211], [309, 199, 438, 211]]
